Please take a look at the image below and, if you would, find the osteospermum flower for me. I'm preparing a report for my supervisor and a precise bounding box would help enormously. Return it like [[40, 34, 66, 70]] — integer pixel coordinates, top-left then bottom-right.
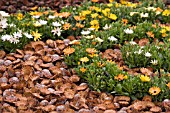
[[86, 48, 97, 54], [52, 21, 61, 27], [63, 47, 75, 55], [80, 67, 86, 73], [32, 30, 42, 41], [145, 52, 152, 57], [140, 13, 149, 18], [124, 28, 133, 34], [95, 37, 103, 43], [108, 36, 117, 41], [80, 57, 89, 62], [108, 13, 117, 20], [166, 82, 170, 89], [1, 34, 12, 41], [140, 75, 150, 82], [39, 20, 47, 25], [23, 33, 33, 39], [149, 86, 161, 96], [114, 74, 127, 81], [103, 24, 112, 30], [63, 23, 71, 30], [81, 30, 91, 35], [150, 59, 158, 65]]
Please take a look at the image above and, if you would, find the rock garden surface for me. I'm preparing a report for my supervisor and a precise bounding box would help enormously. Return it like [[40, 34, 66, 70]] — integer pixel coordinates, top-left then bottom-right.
[[0, 0, 170, 113]]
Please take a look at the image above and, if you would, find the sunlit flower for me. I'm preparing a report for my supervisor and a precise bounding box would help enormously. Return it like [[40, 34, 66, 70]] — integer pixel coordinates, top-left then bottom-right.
[[80, 57, 89, 62], [140, 75, 150, 82], [108, 13, 117, 20], [147, 31, 154, 38], [9, 36, 20, 44], [23, 33, 33, 39], [85, 35, 94, 39], [166, 82, 170, 89], [17, 13, 24, 20], [32, 30, 42, 41], [88, 53, 98, 58], [162, 9, 170, 16], [32, 15, 40, 19], [69, 40, 80, 45], [130, 12, 139, 16], [76, 23, 84, 28], [86, 48, 97, 54], [91, 0, 99, 2], [13, 32, 22, 38], [114, 74, 126, 81], [91, 13, 99, 18], [145, 7, 156, 11], [145, 52, 152, 57], [74, 16, 81, 21], [109, 0, 114, 3], [140, 13, 149, 18], [0, 18, 8, 28], [103, 24, 112, 30], [90, 20, 99, 25], [80, 67, 86, 73], [51, 27, 62, 36], [95, 37, 103, 43], [81, 30, 91, 35], [48, 15, 55, 19], [59, 12, 70, 18], [124, 28, 133, 34], [63, 23, 71, 30], [1, 34, 12, 41], [52, 21, 61, 27], [102, 8, 110, 16], [63, 47, 75, 55], [108, 36, 117, 41], [39, 20, 47, 25], [150, 59, 158, 65], [0, 11, 9, 17], [122, 19, 128, 25], [33, 21, 42, 27], [90, 24, 99, 31], [149, 86, 161, 96]]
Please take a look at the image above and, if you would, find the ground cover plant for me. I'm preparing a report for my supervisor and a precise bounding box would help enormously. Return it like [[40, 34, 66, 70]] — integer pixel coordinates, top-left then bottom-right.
[[1, 0, 170, 110]]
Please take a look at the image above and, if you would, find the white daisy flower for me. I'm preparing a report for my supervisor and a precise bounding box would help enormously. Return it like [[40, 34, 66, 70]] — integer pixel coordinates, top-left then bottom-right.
[[1, 34, 12, 41], [81, 30, 91, 35], [130, 12, 139, 16], [39, 20, 47, 25], [85, 35, 95, 39], [140, 13, 149, 18], [9, 37, 20, 44], [32, 15, 40, 19], [52, 21, 61, 27], [88, 28, 95, 31], [51, 27, 62, 36], [0, 11, 9, 17], [129, 41, 137, 45], [124, 28, 133, 34], [108, 36, 117, 41], [48, 15, 55, 19], [95, 37, 103, 43], [145, 52, 152, 57], [0, 18, 8, 28], [103, 24, 112, 30], [13, 32, 22, 38], [23, 33, 33, 39], [150, 59, 158, 65]]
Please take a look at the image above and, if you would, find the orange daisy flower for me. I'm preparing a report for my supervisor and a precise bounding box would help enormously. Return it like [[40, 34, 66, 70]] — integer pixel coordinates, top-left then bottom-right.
[[92, 0, 99, 2], [76, 23, 84, 28], [63, 47, 75, 55], [122, 19, 128, 25], [166, 82, 170, 89], [86, 48, 97, 54], [114, 74, 125, 81], [147, 31, 154, 38], [80, 67, 86, 73], [74, 16, 81, 21], [149, 86, 161, 96], [63, 23, 71, 30]]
